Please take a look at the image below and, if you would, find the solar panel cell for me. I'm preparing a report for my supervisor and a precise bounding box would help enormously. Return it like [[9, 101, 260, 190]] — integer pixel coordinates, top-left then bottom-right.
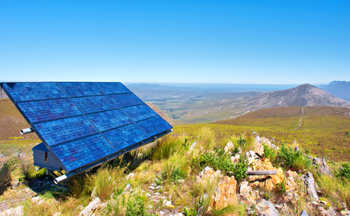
[[51, 134, 116, 172], [137, 116, 172, 137], [2, 83, 66, 102], [58, 82, 103, 97], [18, 99, 82, 123], [103, 124, 149, 151], [72, 96, 118, 114], [94, 82, 131, 94], [87, 109, 133, 132], [2, 82, 173, 175], [34, 116, 98, 146], [122, 104, 157, 122], [110, 93, 144, 108]]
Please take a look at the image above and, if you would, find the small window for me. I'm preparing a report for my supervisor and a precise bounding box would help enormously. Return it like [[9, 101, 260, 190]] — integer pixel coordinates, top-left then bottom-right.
[[45, 152, 48, 162]]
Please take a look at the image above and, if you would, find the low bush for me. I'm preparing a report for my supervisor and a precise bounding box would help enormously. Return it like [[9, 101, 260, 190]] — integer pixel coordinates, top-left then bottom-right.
[[263, 143, 277, 162], [279, 144, 312, 171], [275, 178, 286, 195], [337, 163, 350, 180], [198, 148, 248, 181], [125, 192, 153, 216]]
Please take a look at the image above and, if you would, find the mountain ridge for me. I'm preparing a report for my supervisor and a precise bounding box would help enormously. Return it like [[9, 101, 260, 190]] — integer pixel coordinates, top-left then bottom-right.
[[322, 80, 350, 102], [244, 83, 350, 113]]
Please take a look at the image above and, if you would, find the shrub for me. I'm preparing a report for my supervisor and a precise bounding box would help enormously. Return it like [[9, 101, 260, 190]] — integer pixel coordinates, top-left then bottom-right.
[[279, 144, 312, 171], [276, 178, 286, 195], [199, 148, 248, 181], [263, 143, 277, 162], [345, 131, 349, 136], [337, 163, 350, 180], [125, 193, 147, 216]]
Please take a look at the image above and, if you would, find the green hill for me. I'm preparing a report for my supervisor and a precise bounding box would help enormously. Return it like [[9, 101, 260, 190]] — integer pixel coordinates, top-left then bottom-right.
[[212, 106, 350, 161]]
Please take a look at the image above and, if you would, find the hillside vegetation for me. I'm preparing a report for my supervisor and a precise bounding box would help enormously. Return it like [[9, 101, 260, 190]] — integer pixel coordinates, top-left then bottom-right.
[[214, 106, 350, 161], [1, 125, 350, 215]]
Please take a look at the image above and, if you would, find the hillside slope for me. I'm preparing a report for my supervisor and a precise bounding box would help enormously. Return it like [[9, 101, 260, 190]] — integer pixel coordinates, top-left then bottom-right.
[[322, 81, 350, 102], [245, 84, 350, 112], [214, 106, 350, 160]]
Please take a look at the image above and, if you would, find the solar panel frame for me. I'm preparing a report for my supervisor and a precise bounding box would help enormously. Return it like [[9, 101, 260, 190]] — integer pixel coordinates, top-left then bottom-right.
[[1, 82, 173, 174]]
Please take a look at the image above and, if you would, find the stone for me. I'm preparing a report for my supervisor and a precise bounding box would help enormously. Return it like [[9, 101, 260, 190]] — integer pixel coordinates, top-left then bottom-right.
[[302, 172, 319, 201], [300, 210, 308, 216], [224, 141, 234, 153], [126, 173, 135, 180], [230, 154, 240, 164], [53, 213, 62, 216], [270, 144, 279, 150], [318, 158, 332, 176], [32, 196, 43, 205], [124, 183, 131, 192], [79, 197, 104, 216], [248, 158, 284, 191], [255, 199, 280, 216], [318, 206, 336, 216], [295, 147, 300, 152], [340, 210, 348, 215], [189, 141, 197, 152], [280, 203, 292, 215], [195, 166, 222, 184], [239, 181, 259, 204], [246, 151, 258, 164], [0, 206, 24, 216], [211, 176, 237, 209], [254, 141, 264, 157], [163, 200, 172, 207]]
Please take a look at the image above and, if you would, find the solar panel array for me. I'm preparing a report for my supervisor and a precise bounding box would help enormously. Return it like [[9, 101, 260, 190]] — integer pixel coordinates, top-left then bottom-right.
[[2, 82, 172, 173]]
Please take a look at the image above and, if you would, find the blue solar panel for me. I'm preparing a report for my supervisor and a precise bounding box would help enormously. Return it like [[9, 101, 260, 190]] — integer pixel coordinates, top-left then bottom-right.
[[2, 82, 66, 102], [110, 93, 144, 108], [51, 134, 116, 172], [137, 116, 172, 137], [34, 116, 98, 146], [58, 82, 103, 97], [87, 109, 133, 132], [122, 104, 158, 122], [103, 124, 149, 151], [18, 99, 82, 123], [2, 82, 172, 174], [94, 82, 130, 94], [72, 96, 119, 114]]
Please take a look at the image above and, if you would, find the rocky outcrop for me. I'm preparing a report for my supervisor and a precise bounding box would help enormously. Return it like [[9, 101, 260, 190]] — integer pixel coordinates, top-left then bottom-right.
[[211, 176, 237, 209], [79, 197, 106, 216], [239, 181, 259, 205], [255, 199, 280, 216], [248, 158, 284, 191], [0, 206, 23, 216], [301, 172, 319, 201], [313, 157, 332, 176], [195, 166, 222, 184]]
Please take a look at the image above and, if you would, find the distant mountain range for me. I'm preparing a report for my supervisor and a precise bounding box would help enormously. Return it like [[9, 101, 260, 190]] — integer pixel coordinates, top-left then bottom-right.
[[245, 84, 350, 112], [321, 81, 350, 102]]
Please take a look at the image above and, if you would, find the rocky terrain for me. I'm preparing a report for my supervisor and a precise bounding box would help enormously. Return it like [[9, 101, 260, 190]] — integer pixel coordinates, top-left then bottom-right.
[[1, 129, 350, 216]]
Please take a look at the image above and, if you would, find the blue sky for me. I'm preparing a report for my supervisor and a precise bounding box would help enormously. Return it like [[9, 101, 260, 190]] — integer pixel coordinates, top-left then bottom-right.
[[0, 1, 349, 84]]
